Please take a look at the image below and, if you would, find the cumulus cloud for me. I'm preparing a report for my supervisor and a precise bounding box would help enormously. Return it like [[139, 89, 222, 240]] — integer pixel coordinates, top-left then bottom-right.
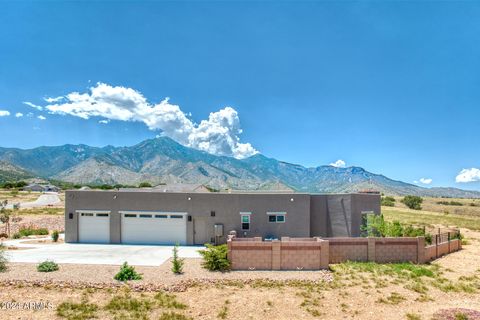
[[419, 178, 432, 185], [23, 101, 43, 111], [43, 82, 258, 159], [330, 159, 346, 168], [0, 110, 10, 117], [456, 168, 480, 183], [37, 115, 46, 120], [99, 119, 110, 124], [15, 112, 23, 118]]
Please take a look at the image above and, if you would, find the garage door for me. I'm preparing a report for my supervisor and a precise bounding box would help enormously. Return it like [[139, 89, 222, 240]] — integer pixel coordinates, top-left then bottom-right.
[[120, 211, 187, 245], [78, 211, 110, 243]]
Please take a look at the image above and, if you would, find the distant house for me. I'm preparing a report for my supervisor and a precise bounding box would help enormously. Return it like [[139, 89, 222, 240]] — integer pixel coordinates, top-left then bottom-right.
[[24, 183, 60, 192]]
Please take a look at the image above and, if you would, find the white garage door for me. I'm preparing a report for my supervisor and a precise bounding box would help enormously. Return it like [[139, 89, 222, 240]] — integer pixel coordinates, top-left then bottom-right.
[[120, 211, 187, 245], [78, 211, 110, 243]]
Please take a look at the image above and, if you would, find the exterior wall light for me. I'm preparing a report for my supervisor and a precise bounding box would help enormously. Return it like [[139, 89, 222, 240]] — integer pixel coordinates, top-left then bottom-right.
[[290, 198, 294, 202], [113, 195, 117, 199], [187, 197, 192, 201]]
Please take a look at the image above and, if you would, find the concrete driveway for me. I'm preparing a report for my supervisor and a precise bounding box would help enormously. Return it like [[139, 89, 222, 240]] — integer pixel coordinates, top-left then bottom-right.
[[4, 238, 203, 266]]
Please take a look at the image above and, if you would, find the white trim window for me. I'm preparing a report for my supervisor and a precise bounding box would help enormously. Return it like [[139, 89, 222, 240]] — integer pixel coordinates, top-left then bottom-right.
[[267, 212, 286, 223], [240, 212, 251, 230]]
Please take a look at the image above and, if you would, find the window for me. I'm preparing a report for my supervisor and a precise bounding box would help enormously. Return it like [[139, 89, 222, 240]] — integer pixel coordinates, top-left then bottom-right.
[[139, 214, 152, 218], [96, 213, 109, 217], [170, 215, 183, 219], [81, 213, 94, 217], [124, 214, 137, 218], [241, 214, 250, 230], [267, 212, 286, 223], [155, 214, 168, 219]]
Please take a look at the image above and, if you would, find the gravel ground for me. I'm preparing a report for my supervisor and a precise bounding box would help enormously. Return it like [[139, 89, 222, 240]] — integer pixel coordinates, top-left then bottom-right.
[[0, 215, 64, 236], [0, 259, 332, 291]]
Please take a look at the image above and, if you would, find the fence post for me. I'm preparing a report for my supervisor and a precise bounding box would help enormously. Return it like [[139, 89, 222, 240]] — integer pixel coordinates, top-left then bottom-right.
[[448, 232, 451, 253], [435, 235, 438, 259]]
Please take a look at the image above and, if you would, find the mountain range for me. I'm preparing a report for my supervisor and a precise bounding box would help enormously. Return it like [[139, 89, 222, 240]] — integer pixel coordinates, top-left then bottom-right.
[[0, 137, 479, 198]]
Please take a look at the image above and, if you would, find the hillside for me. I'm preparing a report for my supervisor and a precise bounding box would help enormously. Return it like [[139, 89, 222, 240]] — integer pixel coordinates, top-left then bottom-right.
[[0, 137, 479, 197]]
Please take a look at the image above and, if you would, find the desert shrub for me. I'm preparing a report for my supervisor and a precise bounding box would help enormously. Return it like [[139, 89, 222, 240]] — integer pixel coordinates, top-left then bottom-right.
[[171, 244, 184, 274], [381, 196, 396, 207], [0, 244, 8, 272], [198, 244, 230, 271], [52, 230, 59, 242], [0, 233, 8, 238], [401, 195, 423, 210], [12, 233, 21, 239], [154, 292, 187, 309], [18, 226, 49, 237], [37, 260, 59, 272], [437, 201, 463, 206], [56, 299, 98, 320], [114, 262, 142, 281]]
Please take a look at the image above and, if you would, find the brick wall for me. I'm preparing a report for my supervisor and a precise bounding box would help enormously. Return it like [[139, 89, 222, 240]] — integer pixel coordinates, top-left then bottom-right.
[[227, 237, 329, 270], [227, 236, 462, 270]]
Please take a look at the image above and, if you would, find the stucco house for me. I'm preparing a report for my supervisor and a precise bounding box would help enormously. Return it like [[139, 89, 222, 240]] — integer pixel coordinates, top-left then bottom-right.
[[65, 189, 380, 245]]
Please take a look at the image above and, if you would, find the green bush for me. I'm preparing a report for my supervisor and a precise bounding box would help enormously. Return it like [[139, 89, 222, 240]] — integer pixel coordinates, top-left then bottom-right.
[[17, 227, 49, 237], [381, 196, 396, 207], [361, 214, 432, 244], [12, 233, 21, 239], [171, 244, 184, 274], [198, 244, 230, 271], [0, 244, 8, 272], [114, 262, 142, 281], [52, 230, 59, 242], [401, 195, 423, 210], [37, 260, 59, 272]]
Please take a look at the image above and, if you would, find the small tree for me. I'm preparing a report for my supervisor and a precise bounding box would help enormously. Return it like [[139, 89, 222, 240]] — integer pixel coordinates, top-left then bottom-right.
[[171, 243, 184, 274], [401, 195, 423, 210], [138, 182, 152, 188], [0, 200, 11, 237]]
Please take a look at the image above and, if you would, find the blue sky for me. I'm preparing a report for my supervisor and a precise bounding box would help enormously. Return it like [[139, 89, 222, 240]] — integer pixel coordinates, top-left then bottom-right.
[[0, 1, 479, 190]]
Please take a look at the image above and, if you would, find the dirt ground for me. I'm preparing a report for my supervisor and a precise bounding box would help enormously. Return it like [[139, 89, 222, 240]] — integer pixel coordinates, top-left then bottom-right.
[[0, 229, 478, 319]]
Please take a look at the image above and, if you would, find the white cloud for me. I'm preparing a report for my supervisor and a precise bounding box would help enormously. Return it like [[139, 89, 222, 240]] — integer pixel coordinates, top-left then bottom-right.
[[419, 178, 432, 185], [43, 82, 258, 159], [99, 119, 110, 124], [456, 168, 480, 183], [44, 96, 64, 103], [330, 159, 346, 168], [37, 115, 46, 120], [15, 112, 23, 118], [0, 110, 10, 117], [23, 101, 43, 111], [26, 112, 34, 117]]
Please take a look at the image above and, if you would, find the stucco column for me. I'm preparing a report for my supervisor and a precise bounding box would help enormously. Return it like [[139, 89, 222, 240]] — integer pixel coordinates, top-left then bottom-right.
[[417, 237, 426, 264], [367, 238, 376, 262], [271, 240, 281, 270]]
